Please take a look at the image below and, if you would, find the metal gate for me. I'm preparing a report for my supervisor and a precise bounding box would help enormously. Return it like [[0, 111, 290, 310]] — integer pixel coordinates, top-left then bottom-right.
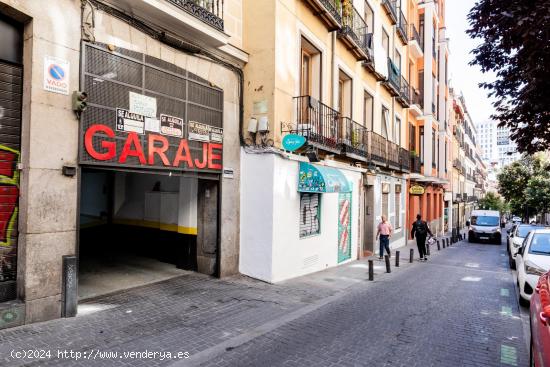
[[0, 60, 22, 302], [80, 42, 224, 173]]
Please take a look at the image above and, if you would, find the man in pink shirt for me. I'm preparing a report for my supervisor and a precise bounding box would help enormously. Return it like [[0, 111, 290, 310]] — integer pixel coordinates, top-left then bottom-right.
[[376, 215, 393, 259]]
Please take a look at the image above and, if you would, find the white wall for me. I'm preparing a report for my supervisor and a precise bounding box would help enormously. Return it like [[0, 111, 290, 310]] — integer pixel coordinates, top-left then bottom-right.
[[240, 151, 362, 283]]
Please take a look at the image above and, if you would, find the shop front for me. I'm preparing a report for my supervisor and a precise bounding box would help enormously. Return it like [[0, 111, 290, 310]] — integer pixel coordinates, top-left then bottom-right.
[[78, 43, 224, 299], [240, 153, 362, 283]]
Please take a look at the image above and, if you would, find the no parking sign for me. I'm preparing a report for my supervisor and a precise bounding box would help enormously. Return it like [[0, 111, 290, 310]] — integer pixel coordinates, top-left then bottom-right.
[[43, 56, 70, 95]]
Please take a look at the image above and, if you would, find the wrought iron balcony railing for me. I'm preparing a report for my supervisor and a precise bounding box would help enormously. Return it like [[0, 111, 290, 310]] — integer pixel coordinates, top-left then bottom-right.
[[168, 0, 224, 31], [409, 24, 423, 50], [367, 130, 387, 165], [340, 117, 368, 160], [382, 0, 398, 24], [399, 147, 410, 172], [303, 0, 342, 30], [382, 58, 401, 96], [293, 95, 341, 153], [338, 3, 372, 60], [387, 140, 400, 168], [396, 76, 410, 107], [396, 8, 408, 44], [411, 87, 423, 109], [410, 155, 421, 173]]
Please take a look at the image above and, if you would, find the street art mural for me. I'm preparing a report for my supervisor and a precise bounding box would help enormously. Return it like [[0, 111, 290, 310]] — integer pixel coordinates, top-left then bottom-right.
[[0, 145, 19, 283], [338, 192, 352, 263]]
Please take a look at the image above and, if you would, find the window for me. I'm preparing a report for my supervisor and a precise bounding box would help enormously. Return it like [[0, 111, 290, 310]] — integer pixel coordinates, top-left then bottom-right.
[[338, 70, 352, 117], [395, 184, 401, 228], [432, 129, 436, 168], [395, 50, 401, 73], [364, 91, 373, 129], [300, 193, 320, 237], [419, 14, 425, 46], [382, 106, 390, 138], [382, 29, 390, 57], [300, 38, 321, 99], [419, 126, 424, 163], [409, 123, 416, 152], [394, 116, 401, 144], [364, 1, 374, 33], [444, 141, 447, 172], [382, 183, 390, 219]]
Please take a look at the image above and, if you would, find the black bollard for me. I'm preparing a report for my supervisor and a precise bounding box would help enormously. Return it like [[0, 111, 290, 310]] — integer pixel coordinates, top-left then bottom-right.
[[368, 259, 374, 281], [395, 251, 400, 267], [409, 248, 414, 263], [385, 255, 391, 273], [437, 239, 441, 250], [426, 242, 431, 256], [443, 239, 447, 249], [447, 238, 450, 246]]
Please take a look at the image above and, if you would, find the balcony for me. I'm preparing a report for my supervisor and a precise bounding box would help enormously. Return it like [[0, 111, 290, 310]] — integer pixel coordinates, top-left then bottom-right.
[[168, 0, 224, 31], [409, 24, 423, 59], [340, 118, 368, 161], [396, 76, 410, 108], [293, 96, 341, 154], [382, 58, 400, 96], [338, 4, 373, 61], [367, 131, 387, 166], [303, 0, 342, 31], [410, 87, 423, 116], [387, 141, 400, 169], [382, 0, 398, 25], [396, 9, 408, 44], [410, 155, 421, 173], [399, 148, 410, 172]]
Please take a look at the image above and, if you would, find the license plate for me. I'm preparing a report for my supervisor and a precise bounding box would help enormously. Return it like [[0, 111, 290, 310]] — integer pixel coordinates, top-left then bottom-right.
[[480, 236, 489, 240]]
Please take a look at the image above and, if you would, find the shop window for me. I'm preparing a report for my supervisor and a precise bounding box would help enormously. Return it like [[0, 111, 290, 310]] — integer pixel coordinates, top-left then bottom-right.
[[300, 193, 321, 238], [395, 184, 401, 228]]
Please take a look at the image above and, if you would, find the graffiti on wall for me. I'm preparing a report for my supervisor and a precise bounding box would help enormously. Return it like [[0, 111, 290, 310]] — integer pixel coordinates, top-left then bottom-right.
[[338, 192, 352, 263], [0, 145, 19, 282]]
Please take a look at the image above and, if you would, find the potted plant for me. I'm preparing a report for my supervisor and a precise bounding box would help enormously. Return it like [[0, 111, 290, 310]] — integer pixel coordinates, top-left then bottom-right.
[[410, 150, 418, 158]]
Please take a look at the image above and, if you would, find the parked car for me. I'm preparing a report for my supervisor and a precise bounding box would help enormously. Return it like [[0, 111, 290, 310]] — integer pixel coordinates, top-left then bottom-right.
[[508, 224, 548, 269], [516, 229, 550, 307], [468, 210, 502, 244], [530, 270, 550, 367]]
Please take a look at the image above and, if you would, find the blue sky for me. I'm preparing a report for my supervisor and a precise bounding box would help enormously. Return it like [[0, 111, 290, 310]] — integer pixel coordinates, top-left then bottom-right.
[[445, 0, 495, 125]]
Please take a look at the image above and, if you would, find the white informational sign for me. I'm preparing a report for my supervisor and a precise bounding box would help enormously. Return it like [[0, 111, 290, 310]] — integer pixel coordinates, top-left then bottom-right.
[[129, 92, 157, 118], [223, 168, 234, 179], [160, 114, 184, 138], [210, 127, 224, 143], [188, 121, 211, 142], [144, 117, 160, 133], [116, 108, 145, 135], [43, 56, 70, 95]]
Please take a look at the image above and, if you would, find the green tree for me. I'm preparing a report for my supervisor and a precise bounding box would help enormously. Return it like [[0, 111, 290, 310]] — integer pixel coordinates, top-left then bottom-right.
[[478, 192, 505, 212], [525, 175, 550, 218]]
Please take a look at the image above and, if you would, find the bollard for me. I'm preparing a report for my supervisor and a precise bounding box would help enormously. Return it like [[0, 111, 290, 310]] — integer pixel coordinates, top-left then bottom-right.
[[385, 255, 391, 273], [368, 259, 374, 281], [409, 248, 414, 263], [447, 238, 450, 246], [395, 251, 400, 267], [437, 239, 441, 251], [426, 242, 431, 256]]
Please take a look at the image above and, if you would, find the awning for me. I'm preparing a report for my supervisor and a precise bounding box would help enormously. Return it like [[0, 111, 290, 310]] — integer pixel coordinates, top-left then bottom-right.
[[298, 162, 352, 193]]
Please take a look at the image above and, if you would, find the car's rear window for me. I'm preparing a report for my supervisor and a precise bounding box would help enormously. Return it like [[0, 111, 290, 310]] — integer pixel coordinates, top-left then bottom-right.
[[517, 225, 545, 238], [471, 216, 499, 226], [529, 234, 550, 255]]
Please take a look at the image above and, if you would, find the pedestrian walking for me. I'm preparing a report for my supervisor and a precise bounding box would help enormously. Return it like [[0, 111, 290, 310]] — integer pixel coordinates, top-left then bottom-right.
[[376, 215, 393, 260], [411, 214, 433, 261]]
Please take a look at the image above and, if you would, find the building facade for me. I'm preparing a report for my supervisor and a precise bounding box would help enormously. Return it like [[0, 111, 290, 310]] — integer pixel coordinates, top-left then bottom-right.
[[0, 0, 245, 329]]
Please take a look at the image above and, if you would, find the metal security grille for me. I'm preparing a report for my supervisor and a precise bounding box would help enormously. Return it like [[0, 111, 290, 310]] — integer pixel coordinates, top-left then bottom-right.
[[299, 193, 321, 238], [80, 42, 223, 172], [0, 60, 22, 302]]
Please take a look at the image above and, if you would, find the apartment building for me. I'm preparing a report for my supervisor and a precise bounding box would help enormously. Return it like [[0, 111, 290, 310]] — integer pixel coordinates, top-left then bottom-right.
[[0, 0, 245, 329], [477, 119, 498, 164]]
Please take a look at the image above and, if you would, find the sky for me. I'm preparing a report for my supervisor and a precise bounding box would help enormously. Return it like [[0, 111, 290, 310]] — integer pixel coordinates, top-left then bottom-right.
[[445, 0, 495, 125]]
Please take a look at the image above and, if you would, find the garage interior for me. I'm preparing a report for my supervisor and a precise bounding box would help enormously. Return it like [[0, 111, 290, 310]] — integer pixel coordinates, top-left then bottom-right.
[[78, 168, 218, 300]]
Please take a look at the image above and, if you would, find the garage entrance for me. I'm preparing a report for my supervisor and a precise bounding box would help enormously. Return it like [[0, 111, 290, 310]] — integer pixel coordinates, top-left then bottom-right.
[[78, 168, 219, 299]]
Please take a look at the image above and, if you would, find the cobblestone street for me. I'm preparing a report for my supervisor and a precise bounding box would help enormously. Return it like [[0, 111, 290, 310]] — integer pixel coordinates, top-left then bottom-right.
[[0, 235, 528, 367]]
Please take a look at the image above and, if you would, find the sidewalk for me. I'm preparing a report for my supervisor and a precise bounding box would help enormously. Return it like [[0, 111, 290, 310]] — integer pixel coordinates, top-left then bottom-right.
[[0, 235, 455, 367]]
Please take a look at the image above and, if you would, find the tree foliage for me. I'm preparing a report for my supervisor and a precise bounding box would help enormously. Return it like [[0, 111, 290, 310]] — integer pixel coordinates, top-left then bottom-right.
[[478, 192, 506, 212], [467, 1, 550, 154], [497, 154, 550, 218]]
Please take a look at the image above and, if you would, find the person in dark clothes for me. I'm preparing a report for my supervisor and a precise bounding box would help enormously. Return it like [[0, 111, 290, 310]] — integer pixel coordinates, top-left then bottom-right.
[[411, 214, 433, 261]]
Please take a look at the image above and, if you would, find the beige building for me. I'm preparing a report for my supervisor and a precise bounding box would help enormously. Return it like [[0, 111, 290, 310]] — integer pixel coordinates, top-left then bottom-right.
[[0, 0, 245, 329]]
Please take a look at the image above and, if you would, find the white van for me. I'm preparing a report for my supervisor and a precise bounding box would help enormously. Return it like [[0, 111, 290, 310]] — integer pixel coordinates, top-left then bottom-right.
[[468, 210, 502, 244]]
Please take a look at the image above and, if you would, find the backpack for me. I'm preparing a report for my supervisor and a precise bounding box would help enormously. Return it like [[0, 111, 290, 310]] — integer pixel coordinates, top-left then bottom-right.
[[415, 220, 427, 236]]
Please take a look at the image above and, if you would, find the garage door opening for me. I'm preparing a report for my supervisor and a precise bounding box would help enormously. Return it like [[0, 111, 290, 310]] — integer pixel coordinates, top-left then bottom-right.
[[78, 168, 219, 300]]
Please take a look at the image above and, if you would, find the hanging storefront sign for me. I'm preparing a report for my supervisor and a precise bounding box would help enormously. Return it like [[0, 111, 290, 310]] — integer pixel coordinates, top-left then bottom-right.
[[282, 134, 306, 152], [43, 56, 69, 95], [409, 184, 425, 195], [160, 114, 184, 138], [298, 162, 352, 193], [338, 192, 352, 263], [116, 108, 145, 135]]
